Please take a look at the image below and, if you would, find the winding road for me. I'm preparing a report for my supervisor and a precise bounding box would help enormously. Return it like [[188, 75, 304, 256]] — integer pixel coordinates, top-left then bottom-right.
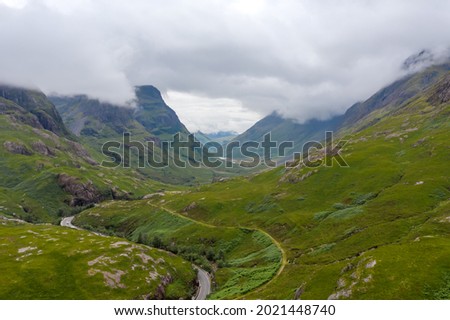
[[60, 216, 80, 229], [60, 216, 211, 300], [194, 266, 211, 300]]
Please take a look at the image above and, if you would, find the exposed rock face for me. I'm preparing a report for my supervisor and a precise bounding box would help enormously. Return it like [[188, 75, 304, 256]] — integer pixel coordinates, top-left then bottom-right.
[[212, 176, 229, 183], [0, 85, 71, 136], [146, 274, 173, 300], [31, 140, 54, 157], [57, 173, 103, 206], [3, 141, 33, 155], [31, 128, 61, 146], [66, 140, 98, 165], [428, 75, 450, 105], [280, 168, 319, 183], [111, 187, 131, 200]]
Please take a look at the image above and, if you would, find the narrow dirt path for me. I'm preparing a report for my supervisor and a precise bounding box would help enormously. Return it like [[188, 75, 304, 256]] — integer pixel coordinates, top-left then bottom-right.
[[147, 201, 287, 298]]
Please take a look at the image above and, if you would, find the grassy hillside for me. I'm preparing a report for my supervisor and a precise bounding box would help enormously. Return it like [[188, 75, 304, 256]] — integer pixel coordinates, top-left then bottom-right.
[[75, 68, 450, 299], [0, 218, 196, 299], [74, 199, 282, 299]]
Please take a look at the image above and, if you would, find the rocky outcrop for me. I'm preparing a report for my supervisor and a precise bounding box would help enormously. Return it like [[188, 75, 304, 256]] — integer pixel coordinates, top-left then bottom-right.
[[280, 168, 318, 183], [66, 140, 98, 165], [111, 187, 131, 200], [3, 141, 33, 156], [31, 140, 54, 157], [0, 85, 71, 137], [427, 75, 450, 105], [145, 274, 173, 300], [57, 173, 103, 206]]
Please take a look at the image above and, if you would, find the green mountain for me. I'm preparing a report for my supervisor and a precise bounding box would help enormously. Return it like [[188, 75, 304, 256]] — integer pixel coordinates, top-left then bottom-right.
[[0, 85, 170, 223], [134, 85, 190, 137], [1, 85, 72, 137], [50, 86, 225, 185], [51, 85, 189, 140], [193, 131, 212, 145], [232, 112, 342, 159], [74, 63, 450, 299]]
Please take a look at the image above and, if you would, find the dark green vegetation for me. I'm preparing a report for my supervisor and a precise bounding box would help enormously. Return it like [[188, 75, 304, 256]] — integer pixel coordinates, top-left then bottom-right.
[[75, 63, 450, 299], [0, 218, 196, 299], [74, 199, 281, 299], [51, 86, 189, 139]]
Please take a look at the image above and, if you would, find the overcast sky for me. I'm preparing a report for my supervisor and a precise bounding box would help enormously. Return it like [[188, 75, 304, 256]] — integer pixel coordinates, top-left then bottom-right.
[[1, 0, 449, 133]]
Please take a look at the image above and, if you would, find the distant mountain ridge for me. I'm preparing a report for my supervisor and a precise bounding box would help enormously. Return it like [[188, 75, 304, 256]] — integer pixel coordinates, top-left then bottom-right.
[[50, 85, 190, 141], [194, 131, 238, 145], [233, 61, 450, 159], [50, 86, 229, 185]]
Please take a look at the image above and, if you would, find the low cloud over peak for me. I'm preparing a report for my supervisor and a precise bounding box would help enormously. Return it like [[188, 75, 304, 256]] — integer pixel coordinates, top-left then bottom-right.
[[1, 0, 450, 132]]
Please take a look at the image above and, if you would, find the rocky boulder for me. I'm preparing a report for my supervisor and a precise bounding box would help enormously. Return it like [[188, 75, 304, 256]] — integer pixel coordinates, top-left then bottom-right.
[[57, 173, 103, 206], [3, 141, 33, 156], [31, 140, 55, 157]]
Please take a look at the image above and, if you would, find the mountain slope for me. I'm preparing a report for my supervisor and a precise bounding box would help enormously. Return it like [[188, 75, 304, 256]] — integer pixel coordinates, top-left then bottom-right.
[[134, 85, 190, 137], [0, 219, 195, 299], [341, 62, 450, 130], [0, 86, 200, 300], [233, 112, 342, 159], [1, 85, 72, 137]]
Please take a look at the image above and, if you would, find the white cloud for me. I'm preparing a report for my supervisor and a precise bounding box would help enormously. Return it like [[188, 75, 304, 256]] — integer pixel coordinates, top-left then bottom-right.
[[164, 91, 261, 134], [0, 0, 449, 131], [0, 0, 27, 9]]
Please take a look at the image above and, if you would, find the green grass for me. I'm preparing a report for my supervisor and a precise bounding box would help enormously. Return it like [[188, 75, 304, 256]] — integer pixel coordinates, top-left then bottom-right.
[[0, 219, 196, 299]]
